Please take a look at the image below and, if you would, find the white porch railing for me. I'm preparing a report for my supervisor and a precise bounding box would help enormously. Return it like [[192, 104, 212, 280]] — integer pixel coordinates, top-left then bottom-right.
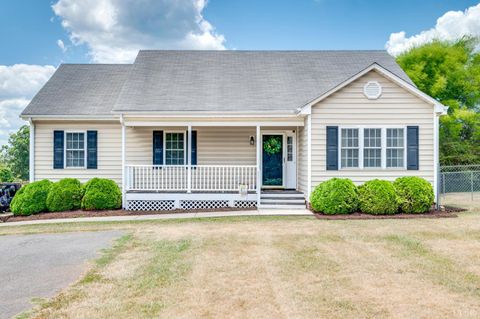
[[125, 164, 257, 192]]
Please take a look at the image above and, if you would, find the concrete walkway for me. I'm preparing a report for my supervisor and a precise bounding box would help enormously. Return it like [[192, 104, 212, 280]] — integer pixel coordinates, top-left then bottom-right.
[[0, 209, 313, 227]]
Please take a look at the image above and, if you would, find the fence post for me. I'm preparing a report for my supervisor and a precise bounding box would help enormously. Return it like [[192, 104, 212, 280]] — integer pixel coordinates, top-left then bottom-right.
[[442, 173, 446, 201], [472, 171, 474, 201]]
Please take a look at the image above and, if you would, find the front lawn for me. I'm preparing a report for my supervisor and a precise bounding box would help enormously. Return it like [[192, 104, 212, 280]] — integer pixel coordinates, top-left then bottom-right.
[[6, 207, 480, 318]]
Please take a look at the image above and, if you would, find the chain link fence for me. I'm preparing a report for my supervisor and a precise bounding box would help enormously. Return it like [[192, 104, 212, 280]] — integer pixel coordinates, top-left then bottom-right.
[[439, 165, 480, 207]]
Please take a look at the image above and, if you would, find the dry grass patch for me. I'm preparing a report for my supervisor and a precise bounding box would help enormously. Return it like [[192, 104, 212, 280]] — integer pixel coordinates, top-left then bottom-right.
[[9, 208, 480, 319]]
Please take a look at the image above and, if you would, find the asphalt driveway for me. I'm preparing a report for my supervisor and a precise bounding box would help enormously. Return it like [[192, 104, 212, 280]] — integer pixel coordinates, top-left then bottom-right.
[[0, 231, 123, 318]]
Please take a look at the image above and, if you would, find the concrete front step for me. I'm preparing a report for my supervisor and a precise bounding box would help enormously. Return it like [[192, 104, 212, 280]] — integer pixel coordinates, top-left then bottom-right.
[[259, 204, 307, 209], [260, 193, 305, 198], [260, 198, 306, 204]]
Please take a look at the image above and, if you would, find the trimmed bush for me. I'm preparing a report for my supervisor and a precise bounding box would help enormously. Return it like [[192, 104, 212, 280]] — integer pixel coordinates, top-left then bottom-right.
[[310, 178, 358, 214], [46, 178, 83, 212], [81, 178, 122, 210], [394, 176, 434, 213], [10, 179, 52, 216], [358, 179, 399, 215]]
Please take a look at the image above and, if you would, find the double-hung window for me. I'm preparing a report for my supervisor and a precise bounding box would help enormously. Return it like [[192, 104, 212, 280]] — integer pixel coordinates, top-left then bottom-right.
[[363, 128, 382, 168], [386, 128, 405, 168], [165, 132, 185, 165], [340, 128, 359, 168], [65, 132, 85, 168]]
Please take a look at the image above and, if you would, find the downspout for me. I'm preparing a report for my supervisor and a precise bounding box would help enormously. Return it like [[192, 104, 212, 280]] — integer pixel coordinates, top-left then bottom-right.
[[120, 114, 126, 209], [434, 104, 448, 209], [28, 118, 35, 182]]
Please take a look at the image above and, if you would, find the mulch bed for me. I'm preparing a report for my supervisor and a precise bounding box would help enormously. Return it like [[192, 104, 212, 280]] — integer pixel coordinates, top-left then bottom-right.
[[312, 206, 466, 220], [1, 207, 256, 223]]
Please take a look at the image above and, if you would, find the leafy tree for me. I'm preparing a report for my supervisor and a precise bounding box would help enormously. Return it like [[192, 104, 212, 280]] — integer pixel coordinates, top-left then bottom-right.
[[0, 165, 13, 182], [0, 125, 29, 180], [396, 37, 480, 165]]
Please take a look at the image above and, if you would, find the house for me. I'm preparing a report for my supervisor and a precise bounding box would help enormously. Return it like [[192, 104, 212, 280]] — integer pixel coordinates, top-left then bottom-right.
[[21, 50, 447, 210]]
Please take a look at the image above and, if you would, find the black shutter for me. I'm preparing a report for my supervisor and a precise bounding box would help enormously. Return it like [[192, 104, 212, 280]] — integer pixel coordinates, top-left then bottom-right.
[[153, 131, 163, 165], [191, 131, 197, 165], [326, 126, 338, 170], [53, 131, 64, 169], [407, 126, 419, 170], [86, 131, 97, 169]]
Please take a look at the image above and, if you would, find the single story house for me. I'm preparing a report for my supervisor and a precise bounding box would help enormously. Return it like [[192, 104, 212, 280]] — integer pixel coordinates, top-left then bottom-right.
[[21, 50, 447, 210]]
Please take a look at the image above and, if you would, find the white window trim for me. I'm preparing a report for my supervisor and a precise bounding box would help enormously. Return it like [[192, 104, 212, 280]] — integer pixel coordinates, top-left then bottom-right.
[[338, 125, 407, 170], [64, 130, 87, 169], [386, 127, 407, 169], [163, 130, 187, 166], [339, 127, 361, 169], [363, 128, 382, 168]]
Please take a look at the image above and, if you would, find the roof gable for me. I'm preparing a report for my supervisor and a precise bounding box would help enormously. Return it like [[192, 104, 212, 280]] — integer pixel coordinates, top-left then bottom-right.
[[301, 63, 447, 114]]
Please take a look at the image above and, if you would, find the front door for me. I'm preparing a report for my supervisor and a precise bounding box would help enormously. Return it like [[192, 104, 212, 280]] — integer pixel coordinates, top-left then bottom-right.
[[262, 134, 283, 187]]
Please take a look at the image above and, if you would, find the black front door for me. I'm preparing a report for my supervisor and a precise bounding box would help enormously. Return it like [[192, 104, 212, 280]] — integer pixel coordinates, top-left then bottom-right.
[[262, 134, 283, 186]]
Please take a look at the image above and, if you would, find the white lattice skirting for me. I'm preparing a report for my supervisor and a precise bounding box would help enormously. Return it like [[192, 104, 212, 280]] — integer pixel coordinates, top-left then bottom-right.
[[180, 200, 229, 210], [128, 200, 175, 211], [234, 200, 257, 208], [127, 199, 258, 211]]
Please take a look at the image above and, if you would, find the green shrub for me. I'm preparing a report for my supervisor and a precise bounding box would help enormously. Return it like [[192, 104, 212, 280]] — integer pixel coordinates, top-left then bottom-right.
[[358, 179, 399, 215], [310, 178, 358, 214], [0, 166, 13, 182], [10, 179, 52, 216], [394, 176, 434, 213], [46, 178, 83, 212], [81, 178, 122, 210]]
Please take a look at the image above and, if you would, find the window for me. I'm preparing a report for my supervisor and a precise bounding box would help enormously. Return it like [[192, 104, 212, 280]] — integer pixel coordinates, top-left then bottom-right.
[[341, 128, 359, 168], [165, 132, 185, 165], [363, 128, 381, 168], [65, 132, 85, 168], [339, 126, 406, 169], [387, 128, 405, 168], [287, 136, 293, 161]]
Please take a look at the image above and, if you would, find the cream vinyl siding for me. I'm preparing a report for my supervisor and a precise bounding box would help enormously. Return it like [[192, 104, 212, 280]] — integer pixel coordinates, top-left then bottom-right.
[[297, 117, 308, 194], [311, 70, 434, 187], [126, 126, 257, 165], [34, 121, 122, 184]]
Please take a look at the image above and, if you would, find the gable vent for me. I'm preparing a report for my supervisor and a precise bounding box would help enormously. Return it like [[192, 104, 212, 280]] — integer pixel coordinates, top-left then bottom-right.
[[363, 81, 382, 99]]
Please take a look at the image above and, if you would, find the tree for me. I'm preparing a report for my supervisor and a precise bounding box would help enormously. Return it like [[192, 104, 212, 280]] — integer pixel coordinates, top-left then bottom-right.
[[0, 165, 13, 182], [396, 37, 480, 165], [0, 125, 29, 181]]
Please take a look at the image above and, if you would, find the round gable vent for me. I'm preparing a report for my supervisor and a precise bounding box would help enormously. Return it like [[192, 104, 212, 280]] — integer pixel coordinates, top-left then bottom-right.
[[363, 81, 382, 99]]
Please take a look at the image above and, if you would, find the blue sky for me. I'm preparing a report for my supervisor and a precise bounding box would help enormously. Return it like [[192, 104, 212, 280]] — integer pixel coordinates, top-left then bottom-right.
[[0, 0, 478, 65], [0, 0, 479, 146]]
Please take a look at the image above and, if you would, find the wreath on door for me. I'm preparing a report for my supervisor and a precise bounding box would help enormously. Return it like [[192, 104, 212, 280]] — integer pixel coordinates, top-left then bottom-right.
[[263, 136, 282, 155]]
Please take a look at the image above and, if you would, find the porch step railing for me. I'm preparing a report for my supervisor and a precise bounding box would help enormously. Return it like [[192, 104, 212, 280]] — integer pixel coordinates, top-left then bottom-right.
[[125, 164, 257, 192]]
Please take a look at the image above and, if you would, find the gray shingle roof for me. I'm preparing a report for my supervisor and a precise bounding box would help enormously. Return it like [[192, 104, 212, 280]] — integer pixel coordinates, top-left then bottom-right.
[[22, 50, 413, 116], [113, 50, 413, 113], [21, 64, 131, 116]]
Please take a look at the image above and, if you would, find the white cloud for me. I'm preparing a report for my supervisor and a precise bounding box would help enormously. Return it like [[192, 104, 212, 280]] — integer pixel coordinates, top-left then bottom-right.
[[52, 0, 226, 63], [57, 39, 67, 52], [0, 65, 56, 146], [386, 3, 480, 56]]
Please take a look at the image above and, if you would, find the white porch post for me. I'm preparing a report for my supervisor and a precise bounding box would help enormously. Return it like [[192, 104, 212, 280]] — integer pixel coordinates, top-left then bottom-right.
[[121, 115, 126, 209], [307, 114, 312, 202], [187, 125, 192, 193], [28, 118, 35, 182], [256, 125, 261, 207], [433, 111, 439, 207]]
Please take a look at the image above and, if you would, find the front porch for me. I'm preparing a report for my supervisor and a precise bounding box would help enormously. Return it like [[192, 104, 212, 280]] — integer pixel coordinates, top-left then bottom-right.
[[119, 117, 306, 210]]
